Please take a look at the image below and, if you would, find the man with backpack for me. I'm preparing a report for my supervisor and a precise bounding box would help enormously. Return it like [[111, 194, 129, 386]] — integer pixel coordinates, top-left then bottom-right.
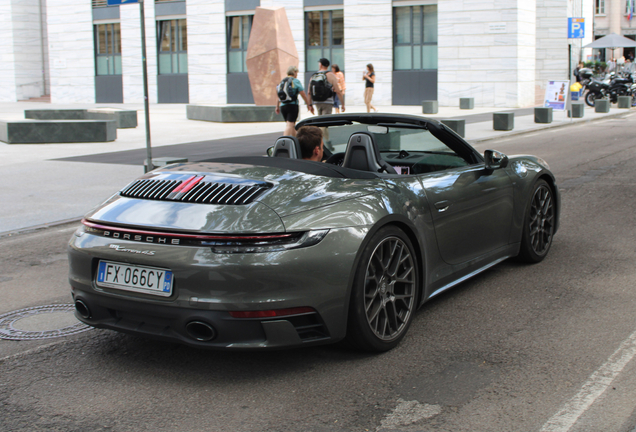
[[275, 66, 314, 137], [308, 58, 345, 116]]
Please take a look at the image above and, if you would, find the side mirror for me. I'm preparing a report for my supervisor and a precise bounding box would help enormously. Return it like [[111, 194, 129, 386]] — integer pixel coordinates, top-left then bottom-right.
[[484, 150, 509, 170], [266, 146, 274, 157]]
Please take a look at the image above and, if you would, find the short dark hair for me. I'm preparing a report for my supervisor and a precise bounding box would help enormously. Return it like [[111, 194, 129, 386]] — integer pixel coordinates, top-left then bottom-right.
[[319, 58, 330, 67], [296, 126, 322, 159], [332, 64, 340, 73]]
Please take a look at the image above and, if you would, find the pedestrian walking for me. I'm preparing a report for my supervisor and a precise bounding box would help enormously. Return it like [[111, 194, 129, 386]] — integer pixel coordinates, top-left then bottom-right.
[[363, 63, 377, 113], [308, 58, 345, 116], [275, 65, 314, 137], [331, 64, 345, 114]]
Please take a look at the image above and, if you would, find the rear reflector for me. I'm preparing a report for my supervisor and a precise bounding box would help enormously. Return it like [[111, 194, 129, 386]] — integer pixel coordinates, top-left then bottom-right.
[[229, 307, 315, 319]]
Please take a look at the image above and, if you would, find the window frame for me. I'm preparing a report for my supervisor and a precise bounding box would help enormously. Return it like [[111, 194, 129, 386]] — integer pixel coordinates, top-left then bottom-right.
[[226, 15, 253, 74], [304, 10, 344, 72], [94, 22, 122, 76], [393, 5, 438, 72], [595, 0, 605, 15], [156, 18, 188, 75]]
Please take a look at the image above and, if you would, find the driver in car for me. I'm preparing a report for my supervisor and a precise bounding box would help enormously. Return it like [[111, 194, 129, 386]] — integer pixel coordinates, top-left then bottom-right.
[[297, 126, 325, 162]]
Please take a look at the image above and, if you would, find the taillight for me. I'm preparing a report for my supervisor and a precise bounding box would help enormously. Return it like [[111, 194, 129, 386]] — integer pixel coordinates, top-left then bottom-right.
[[229, 307, 315, 319]]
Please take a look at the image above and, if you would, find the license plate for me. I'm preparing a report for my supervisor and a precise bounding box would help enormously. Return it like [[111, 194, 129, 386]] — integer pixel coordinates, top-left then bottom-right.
[[96, 261, 173, 297]]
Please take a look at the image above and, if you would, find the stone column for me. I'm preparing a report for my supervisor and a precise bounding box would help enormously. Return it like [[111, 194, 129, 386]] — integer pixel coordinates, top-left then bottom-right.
[[187, 0, 226, 104], [344, 0, 393, 107], [121, 0, 158, 104], [439, 0, 536, 108], [0, 1, 17, 101], [47, 0, 94, 103], [535, 0, 568, 105]]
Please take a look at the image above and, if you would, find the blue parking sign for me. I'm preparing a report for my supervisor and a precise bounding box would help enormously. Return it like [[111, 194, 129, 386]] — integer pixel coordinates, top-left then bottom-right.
[[107, 0, 138, 5], [568, 18, 585, 39]]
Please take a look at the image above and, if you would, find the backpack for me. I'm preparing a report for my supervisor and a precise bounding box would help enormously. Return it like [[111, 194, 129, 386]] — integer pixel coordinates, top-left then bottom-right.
[[309, 71, 333, 102], [277, 77, 299, 103]]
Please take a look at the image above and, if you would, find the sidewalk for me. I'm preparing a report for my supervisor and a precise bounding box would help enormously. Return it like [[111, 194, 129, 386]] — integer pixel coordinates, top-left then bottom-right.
[[0, 101, 631, 234]]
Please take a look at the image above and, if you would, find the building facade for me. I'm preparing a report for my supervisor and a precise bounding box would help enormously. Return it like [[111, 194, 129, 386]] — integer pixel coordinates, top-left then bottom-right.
[[1, 0, 591, 107], [593, 0, 636, 61]]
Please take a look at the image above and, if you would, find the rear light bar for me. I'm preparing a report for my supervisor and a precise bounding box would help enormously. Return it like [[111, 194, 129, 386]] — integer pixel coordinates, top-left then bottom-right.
[[78, 219, 328, 253], [229, 307, 315, 319]]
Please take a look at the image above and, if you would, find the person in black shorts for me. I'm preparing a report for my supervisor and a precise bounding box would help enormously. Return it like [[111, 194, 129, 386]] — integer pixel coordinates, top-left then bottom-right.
[[275, 66, 314, 137]]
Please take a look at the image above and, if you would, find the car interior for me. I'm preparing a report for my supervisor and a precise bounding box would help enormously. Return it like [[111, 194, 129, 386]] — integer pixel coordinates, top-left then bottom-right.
[[271, 122, 479, 176]]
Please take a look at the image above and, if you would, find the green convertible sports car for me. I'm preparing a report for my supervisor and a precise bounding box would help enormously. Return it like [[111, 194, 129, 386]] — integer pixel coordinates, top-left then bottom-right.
[[68, 113, 559, 352]]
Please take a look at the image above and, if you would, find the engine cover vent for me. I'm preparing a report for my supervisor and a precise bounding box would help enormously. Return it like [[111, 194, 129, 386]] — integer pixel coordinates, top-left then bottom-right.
[[120, 176, 269, 205]]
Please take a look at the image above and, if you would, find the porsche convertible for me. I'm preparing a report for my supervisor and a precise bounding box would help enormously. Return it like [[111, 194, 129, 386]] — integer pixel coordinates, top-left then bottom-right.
[[68, 113, 559, 352]]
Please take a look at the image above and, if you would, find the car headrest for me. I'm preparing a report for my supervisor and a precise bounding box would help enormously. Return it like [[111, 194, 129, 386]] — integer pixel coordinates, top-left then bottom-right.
[[342, 132, 397, 174], [272, 136, 302, 159]]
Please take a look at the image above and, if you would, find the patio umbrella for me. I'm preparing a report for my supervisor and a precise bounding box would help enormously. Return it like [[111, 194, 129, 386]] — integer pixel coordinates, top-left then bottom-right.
[[583, 33, 636, 49], [583, 33, 636, 59]]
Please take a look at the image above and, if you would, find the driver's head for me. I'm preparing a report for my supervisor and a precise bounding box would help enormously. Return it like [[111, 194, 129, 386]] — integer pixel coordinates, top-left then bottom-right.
[[297, 126, 323, 161]]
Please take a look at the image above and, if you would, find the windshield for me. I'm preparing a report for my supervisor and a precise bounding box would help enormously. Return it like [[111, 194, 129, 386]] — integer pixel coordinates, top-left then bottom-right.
[[321, 122, 472, 175]]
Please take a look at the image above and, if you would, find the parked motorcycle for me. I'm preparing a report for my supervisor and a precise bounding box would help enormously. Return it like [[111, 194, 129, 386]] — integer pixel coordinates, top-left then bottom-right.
[[584, 71, 634, 107]]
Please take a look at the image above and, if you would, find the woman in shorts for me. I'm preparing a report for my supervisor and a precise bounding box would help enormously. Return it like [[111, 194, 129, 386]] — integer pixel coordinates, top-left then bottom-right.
[[275, 66, 314, 137]]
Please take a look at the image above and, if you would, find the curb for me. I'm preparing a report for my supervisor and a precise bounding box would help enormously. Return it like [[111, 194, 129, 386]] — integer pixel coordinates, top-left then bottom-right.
[[0, 217, 82, 238], [470, 109, 633, 144]]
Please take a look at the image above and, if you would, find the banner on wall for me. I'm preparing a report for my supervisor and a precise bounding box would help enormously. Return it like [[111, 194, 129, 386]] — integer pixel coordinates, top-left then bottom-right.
[[544, 81, 569, 111]]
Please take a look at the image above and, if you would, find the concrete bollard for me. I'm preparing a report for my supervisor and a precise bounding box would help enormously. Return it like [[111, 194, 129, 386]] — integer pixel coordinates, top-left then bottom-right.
[[595, 99, 610, 113], [568, 103, 585, 118], [459, 98, 474, 110], [534, 107, 553, 124], [422, 100, 438, 114], [493, 112, 514, 131], [617, 96, 632, 109], [441, 119, 465, 138]]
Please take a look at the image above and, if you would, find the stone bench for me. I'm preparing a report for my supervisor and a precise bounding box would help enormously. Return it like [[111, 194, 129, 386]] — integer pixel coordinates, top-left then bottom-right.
[[0, 120, 117, 144], [186, 105, 281, 123], [24, 108, 138, 128]]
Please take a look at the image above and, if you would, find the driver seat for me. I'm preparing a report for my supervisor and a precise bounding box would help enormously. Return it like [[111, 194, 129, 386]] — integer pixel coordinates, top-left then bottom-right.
[[272, 136, 302, 159], [342, 132, 397, 174]]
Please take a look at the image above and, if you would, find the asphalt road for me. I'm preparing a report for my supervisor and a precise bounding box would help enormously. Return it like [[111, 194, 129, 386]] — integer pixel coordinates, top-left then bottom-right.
[[1, 112, 636, 432]]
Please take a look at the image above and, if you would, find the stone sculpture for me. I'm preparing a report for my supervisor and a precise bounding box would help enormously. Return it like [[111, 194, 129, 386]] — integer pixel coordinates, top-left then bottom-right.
[[246, 7, 299, 106]]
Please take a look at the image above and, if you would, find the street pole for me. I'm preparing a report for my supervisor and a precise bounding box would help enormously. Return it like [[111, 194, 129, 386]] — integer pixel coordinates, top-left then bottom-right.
[[139, 0, 153, 172]]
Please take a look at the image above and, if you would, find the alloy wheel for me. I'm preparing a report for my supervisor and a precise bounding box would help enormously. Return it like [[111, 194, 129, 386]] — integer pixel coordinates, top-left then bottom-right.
[[363, 236, 416, 341], [528, 184, 555, 256]]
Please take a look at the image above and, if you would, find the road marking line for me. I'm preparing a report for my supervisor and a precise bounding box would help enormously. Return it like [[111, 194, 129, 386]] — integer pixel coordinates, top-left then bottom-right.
[[378, 399, 442, 430], [540, 329, 636, 432]]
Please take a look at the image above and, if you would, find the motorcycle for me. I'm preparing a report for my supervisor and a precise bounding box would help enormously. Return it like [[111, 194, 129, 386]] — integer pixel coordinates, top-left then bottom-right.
[[584, 71, 634, 107]]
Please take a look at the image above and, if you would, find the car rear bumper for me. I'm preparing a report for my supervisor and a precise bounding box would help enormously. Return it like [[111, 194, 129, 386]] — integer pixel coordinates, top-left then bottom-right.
[[68, 226, 369, 349]]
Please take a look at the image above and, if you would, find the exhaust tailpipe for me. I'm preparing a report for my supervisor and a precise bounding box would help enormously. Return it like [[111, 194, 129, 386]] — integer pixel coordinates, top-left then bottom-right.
[[75, 299, 91, 319], [185, 321, 216, 342]]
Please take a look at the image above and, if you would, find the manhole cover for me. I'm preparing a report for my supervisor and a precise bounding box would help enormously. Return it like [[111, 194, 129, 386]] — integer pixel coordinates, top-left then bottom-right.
[[0, 304, 93, 341]]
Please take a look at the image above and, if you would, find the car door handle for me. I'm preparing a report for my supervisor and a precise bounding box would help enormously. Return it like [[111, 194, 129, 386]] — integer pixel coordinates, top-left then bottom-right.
[[434, 200, 450, 212]]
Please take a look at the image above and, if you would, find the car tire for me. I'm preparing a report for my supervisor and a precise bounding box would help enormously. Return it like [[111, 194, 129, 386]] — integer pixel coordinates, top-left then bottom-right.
[[516, 179, 555, 263], [346, 226, 418, 352]]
